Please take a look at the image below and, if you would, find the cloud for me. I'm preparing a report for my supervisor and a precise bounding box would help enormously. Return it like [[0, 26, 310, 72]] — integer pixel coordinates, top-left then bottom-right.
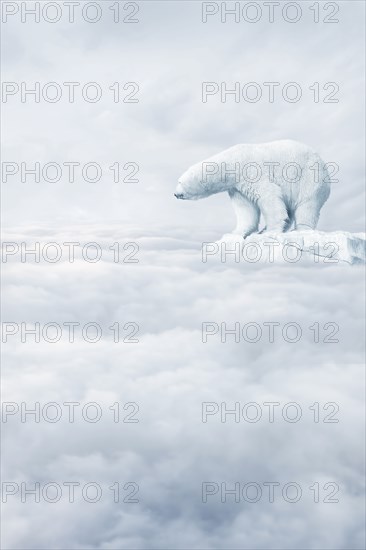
[[1, 1, 365, 231], [1, 224, 365, 549]]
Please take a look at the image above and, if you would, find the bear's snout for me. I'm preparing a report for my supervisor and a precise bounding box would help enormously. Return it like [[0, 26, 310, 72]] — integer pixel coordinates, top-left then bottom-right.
[[175, 182, 185, 199]]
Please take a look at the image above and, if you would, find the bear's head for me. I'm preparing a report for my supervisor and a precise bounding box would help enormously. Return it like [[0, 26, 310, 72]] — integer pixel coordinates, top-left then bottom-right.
[[175, 159, 230, 201], [175, 163, 210, 201]]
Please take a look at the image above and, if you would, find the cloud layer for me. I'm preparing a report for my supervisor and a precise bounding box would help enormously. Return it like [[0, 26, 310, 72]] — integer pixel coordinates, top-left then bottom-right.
[[2, 224, 365, 549]]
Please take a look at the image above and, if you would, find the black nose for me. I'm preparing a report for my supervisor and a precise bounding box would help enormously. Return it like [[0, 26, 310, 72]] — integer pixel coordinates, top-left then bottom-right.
[[174, 193, 184, 199]]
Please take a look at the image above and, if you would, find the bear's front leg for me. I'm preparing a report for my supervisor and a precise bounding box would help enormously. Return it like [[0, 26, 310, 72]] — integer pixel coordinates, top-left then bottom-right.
[[257, 184, 289, 233], [228, 189, 260, 237]]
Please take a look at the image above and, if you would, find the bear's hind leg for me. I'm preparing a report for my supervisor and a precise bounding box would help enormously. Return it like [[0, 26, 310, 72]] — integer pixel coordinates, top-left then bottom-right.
[[284, 209, 294, 231], [294, 200, 320, 230]]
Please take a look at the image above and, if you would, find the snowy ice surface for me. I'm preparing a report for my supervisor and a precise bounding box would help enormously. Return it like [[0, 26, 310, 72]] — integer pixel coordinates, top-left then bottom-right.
[[215, 230, 366, 265]]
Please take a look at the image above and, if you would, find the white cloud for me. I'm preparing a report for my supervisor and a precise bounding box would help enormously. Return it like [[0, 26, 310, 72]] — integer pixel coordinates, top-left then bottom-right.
[[1, 224, 365, 549]]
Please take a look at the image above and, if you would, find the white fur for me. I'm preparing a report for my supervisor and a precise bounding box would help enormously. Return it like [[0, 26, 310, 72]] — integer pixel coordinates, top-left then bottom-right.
[[176, 140, 331, 236]]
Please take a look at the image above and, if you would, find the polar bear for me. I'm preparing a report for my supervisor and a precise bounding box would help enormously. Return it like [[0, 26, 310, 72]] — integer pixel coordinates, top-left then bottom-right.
[[175, 140, 331, 236]]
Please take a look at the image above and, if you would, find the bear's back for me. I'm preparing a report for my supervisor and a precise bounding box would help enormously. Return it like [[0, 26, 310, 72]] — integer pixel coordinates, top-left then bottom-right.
[[225, 140, 314, 158]]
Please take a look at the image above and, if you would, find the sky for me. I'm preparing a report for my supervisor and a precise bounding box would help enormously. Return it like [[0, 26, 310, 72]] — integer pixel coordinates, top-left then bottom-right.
[[1, 1, 365, 549]]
